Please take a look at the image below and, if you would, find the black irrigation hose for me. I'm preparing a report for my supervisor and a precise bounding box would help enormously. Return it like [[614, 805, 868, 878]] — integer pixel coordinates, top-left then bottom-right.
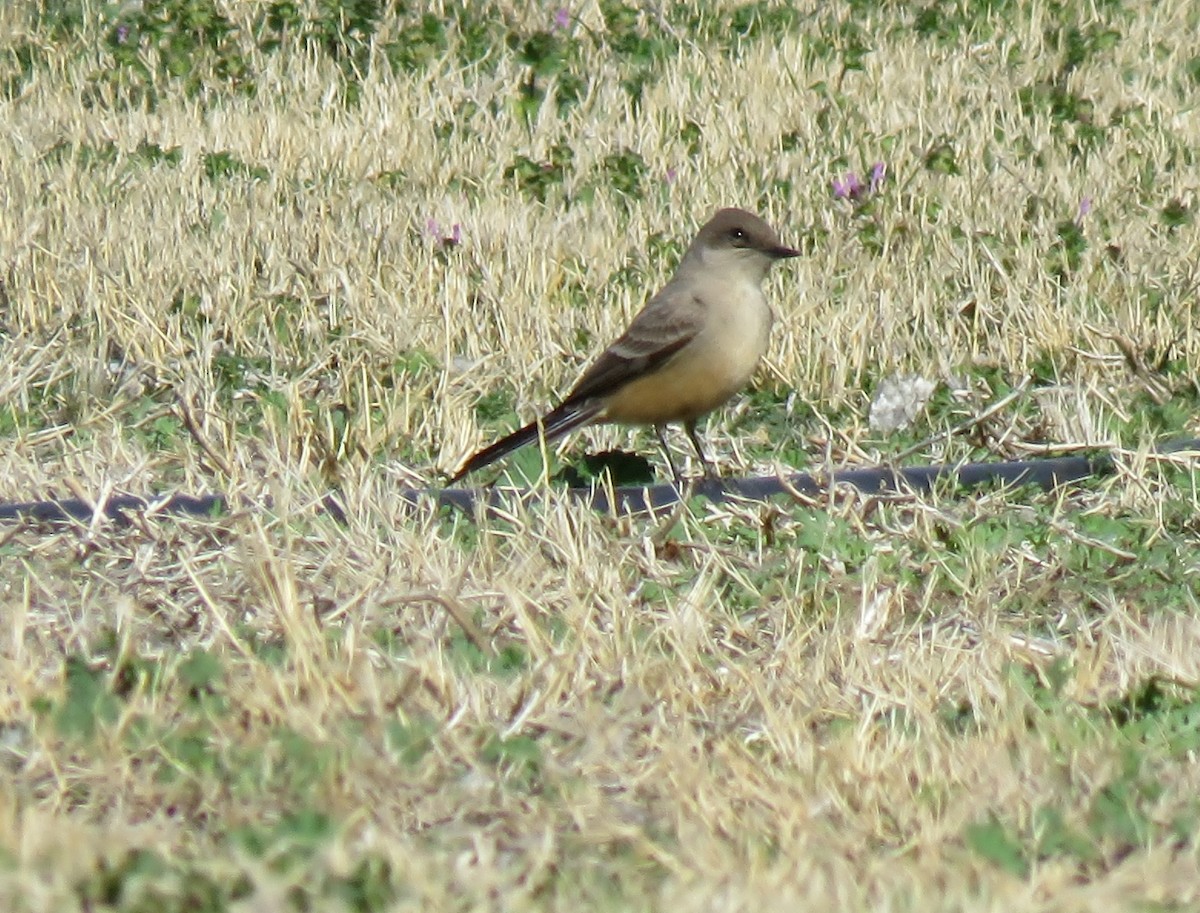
[[424, 451, 1115, 517], [2, 439, 1196, 526], [0, 492, 231, 525]]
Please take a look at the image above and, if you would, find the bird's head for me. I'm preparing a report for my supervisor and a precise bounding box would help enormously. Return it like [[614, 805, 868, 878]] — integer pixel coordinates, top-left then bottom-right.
[[688, 208, 800, 281]]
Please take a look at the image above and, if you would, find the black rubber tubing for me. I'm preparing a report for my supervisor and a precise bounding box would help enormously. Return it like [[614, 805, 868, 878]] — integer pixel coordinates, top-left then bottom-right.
[[1, 438, 1195, 525]]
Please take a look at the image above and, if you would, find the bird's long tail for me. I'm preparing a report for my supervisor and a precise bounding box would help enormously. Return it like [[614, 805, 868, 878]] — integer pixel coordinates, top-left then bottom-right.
[[449, 401, 603, 483]]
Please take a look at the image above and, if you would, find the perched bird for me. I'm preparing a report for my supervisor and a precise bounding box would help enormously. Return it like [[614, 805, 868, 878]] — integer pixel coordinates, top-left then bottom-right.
[[450, 208, 799, 483]]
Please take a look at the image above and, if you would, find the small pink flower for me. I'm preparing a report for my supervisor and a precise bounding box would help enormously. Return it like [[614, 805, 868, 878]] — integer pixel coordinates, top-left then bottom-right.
[[426, 219, 462, 247], [553, 8, 570, 30], [833, 162, 887, 203], [868, 162, 886, 193], [832, 173, 864, 200], [1075, 196, 1092, 227], [664, 167, 678, 185]]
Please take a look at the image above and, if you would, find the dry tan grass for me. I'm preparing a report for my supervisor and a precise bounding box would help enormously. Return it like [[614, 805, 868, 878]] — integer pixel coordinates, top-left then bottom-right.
[[1, 1, 1199, 910]]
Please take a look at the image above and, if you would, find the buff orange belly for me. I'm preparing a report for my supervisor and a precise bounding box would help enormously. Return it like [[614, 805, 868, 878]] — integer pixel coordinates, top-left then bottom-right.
[[600, 330, 766, 425]]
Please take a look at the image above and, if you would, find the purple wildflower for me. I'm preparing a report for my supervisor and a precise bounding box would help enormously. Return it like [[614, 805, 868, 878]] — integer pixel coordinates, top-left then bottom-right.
[[833, 162, 887, 203], [868, 161, 886, 194], [664, 167, 678, 185], [1075, 196, 1092, 227], [427, 218, 463, 248], [115, 24, 129, 44], [832, 172, 865, 201], [553, 8, 570, 30]]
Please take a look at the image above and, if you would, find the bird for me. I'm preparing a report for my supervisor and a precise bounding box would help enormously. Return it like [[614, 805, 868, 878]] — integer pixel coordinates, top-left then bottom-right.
[[449, 207, 799, 484]]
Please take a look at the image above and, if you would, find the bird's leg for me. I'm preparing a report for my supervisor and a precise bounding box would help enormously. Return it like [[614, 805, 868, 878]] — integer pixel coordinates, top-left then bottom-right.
[[655, 425, 684, 485], [684, 420, 717, 479]]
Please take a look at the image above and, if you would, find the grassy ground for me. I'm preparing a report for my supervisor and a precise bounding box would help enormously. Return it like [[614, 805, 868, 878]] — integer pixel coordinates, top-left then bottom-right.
[[2, 0, 1199, 909]]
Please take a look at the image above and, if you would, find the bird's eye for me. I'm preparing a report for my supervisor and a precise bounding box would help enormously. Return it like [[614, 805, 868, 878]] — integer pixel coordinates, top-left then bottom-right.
[[729, 228, 748, 245]]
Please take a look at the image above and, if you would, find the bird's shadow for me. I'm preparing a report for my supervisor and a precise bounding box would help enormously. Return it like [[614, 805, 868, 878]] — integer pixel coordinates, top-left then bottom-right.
[[552, 449, 658, 488]]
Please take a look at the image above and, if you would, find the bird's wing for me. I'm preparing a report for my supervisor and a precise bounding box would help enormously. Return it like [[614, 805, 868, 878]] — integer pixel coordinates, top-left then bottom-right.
[[563, 283, 706, 405]]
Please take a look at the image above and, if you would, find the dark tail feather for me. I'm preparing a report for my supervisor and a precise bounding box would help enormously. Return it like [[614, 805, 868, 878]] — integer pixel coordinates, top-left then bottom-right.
[[449, 402, 602, 483]]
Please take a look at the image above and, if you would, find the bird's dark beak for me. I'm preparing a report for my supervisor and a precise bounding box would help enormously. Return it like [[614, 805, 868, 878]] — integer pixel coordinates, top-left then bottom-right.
[[770, 244, 801, 259]]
